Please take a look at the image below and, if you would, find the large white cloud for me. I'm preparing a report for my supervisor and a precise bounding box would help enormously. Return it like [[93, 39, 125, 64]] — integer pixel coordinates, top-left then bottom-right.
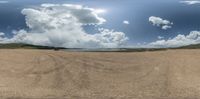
[[0, 4, 128, 48], [180, 0, 200, 5], [149, 31, 200, 47], [149, 16, 173, 30]]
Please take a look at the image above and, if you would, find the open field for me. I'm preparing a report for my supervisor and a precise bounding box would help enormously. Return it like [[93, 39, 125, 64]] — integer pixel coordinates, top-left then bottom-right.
[[0, 49, 200, 99]]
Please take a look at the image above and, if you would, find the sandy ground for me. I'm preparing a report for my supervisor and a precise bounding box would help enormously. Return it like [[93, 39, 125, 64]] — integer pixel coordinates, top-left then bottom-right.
[[0, 49, 199, 99]]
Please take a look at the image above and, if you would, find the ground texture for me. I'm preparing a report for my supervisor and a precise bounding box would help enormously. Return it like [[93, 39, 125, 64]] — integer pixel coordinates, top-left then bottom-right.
[[0, 49, 199, 99]]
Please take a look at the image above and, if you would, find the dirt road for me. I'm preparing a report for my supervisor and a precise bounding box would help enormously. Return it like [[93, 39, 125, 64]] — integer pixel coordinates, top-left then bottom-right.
[[0, 49, 200, 99]]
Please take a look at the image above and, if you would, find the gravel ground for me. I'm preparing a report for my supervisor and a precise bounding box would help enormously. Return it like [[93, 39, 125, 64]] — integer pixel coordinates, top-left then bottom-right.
[[0, 49, 199, 99]]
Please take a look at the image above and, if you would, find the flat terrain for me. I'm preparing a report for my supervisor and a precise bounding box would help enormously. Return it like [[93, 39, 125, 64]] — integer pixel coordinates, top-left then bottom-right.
[[0, 49, 200, 99]]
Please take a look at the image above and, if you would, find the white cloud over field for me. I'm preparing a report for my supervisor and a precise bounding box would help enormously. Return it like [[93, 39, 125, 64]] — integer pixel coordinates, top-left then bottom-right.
[[0, 4, 128, 48], [150, 31, 200, 47]]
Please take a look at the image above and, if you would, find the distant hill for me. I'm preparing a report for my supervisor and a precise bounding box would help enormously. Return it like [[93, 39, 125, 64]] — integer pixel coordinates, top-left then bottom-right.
[[0, 43, 167, 52], [0, 43, 66, 50], [1, 43, 200, 52], [176, 44, 200, 49]]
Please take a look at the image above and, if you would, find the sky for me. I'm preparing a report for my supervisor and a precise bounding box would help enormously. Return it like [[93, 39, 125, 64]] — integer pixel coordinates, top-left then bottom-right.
[[0, 0, 200, 48]]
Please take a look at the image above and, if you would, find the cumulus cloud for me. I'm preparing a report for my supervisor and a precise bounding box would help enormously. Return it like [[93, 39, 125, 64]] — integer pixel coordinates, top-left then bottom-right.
[[123, 20, 129, 25], [180, 0, 200, 5], [150, 31, 200, 47], [0, 1, 8, 3], [0, 4, 128, 48], [149, 16, 173, 30]]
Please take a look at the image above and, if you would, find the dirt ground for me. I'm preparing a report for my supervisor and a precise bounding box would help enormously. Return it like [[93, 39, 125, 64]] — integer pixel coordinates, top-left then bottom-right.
[[0, 49, 200, 99]]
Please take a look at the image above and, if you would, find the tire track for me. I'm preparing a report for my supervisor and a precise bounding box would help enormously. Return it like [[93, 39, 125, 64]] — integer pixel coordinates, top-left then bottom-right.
[[66, 56, 158, 82], [24, 53, 68, 88], [53, 54, 91, 90]]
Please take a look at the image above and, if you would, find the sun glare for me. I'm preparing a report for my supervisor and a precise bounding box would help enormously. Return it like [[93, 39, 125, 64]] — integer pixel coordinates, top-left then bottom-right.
[[94, 9, 106, 14]]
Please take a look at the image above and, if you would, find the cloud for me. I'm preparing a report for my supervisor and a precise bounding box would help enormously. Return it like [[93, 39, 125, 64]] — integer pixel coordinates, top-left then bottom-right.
[[0, 32, 5, 36], [158, 36, 164, 39], [0, 4, 128, 48], [180, 0, 200, 5], [123, 20, 129, 25], [149, 16, 173, 30], [150, 31, 200, 47], [0, 32, 7, 42], [0, 1, 8, 3], [162, 25, 172, 30]]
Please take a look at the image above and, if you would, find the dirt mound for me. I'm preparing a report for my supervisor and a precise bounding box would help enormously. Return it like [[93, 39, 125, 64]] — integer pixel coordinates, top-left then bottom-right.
[[0, 49, 199, 99]]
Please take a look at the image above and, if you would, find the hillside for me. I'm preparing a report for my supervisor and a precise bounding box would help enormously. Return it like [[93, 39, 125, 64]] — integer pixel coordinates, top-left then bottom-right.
[[0, 43, 200, 52], [176, 44, 200, 49], [0, 43, 166, 52], [0, 43, 66, 50]]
